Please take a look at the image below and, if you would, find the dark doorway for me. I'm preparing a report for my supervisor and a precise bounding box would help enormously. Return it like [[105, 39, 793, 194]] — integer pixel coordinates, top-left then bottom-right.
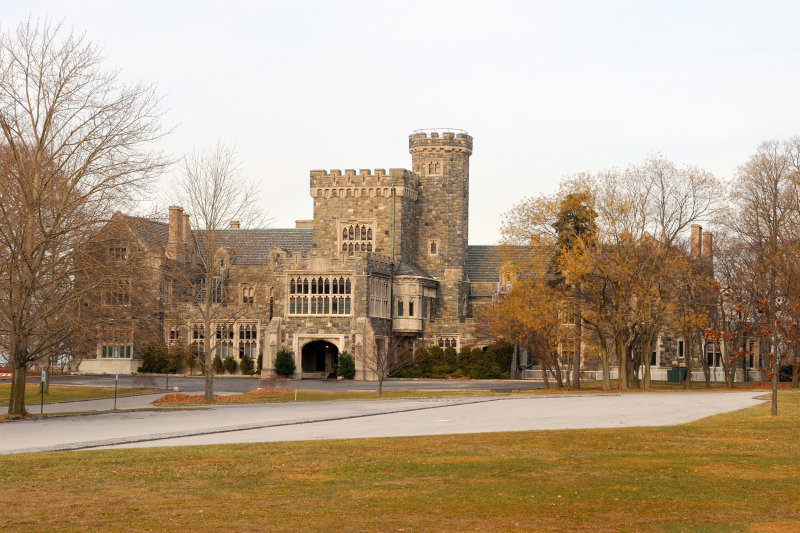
[[301, 340, 339, 376]]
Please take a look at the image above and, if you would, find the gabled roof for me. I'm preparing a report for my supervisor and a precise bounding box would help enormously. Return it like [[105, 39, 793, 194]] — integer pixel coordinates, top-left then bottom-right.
[[195, 228, 313, 265], [123, 215, 170, 250], [466, 245, 502, 282], [394, 260, 435, 279]]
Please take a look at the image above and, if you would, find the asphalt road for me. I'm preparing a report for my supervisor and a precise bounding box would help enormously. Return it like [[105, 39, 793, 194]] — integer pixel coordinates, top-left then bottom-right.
[[0, 392, 766, 454], [16, 374, 546, 393]]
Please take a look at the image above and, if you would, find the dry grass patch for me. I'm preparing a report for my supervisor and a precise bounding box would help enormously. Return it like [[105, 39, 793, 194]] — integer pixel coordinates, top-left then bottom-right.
[[0, 392, 798, 531], [0, 384, 157, 407]]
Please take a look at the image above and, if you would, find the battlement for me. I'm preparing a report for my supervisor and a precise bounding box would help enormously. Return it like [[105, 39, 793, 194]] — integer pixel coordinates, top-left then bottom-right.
[[310, 168, 418, 200], [409, 129, 472, 155]]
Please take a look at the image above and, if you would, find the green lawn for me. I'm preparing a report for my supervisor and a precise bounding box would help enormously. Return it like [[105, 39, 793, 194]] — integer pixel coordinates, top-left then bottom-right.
[[0, 392, 798, 531], [0, 384, 156, 406]]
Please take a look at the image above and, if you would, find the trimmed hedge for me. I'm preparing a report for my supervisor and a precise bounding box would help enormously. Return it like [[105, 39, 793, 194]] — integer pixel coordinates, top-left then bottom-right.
[[390, 343, 513, 379]]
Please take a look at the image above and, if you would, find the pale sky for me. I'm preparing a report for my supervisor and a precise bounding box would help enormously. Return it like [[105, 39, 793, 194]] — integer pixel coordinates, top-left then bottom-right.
[[4, 1, 800, 244]]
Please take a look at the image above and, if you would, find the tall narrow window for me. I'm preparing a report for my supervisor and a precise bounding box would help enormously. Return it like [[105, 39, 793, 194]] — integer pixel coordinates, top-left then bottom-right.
[[397, 299, 404, 317], [409, 300, 414, 317]]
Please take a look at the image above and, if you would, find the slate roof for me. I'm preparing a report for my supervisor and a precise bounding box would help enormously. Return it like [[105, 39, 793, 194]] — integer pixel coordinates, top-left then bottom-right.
[[394, 260, 435, 279], [196, 228, 313, 264], [124, 216, 170, 250], [466, 245, 502, 282]]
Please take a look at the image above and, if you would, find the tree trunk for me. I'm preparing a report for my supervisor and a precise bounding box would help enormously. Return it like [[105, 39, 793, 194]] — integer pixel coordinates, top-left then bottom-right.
[[770, 332, 778, 417], [616, 335, 627, 391], [378, 375, 384, 397], [204, 290, 214, 402], [684, 337, 693, 390], [9, 349, 28, 416], [573, 311, 582, 391], [700, 334, 711, 389]]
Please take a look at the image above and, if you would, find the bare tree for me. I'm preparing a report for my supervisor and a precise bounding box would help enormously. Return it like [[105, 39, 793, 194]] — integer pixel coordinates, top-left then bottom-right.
[[726, 139, 800, 415], [173, 143, 261, 401], [358, 335, 411, 396], [0, 19, 167, 416]]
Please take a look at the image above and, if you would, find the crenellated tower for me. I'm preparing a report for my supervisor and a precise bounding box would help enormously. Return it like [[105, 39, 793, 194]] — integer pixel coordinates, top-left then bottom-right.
[[409, 130, 473, 321]]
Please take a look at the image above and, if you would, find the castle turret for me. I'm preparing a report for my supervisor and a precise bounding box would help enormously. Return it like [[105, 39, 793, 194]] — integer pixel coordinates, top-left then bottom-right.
[[409, 130, 473, 321]]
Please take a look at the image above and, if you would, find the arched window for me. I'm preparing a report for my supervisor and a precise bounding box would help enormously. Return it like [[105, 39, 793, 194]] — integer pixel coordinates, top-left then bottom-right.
[[290, 278, 296, 294], [324, 278, 330, 294], [332, 296, 338, 313], [342, 243, 347, 252], [338, 296, 345, 314], [332, 278, 338, 294], [430, 241, 437, 255], [311, 278, 317, 294], [361, 226, 367, 240], [342, 228, 348, 240], [361, 243, 366, 251], [367, 243, 372, 252], [302, 278, 309, 294], [345, 296, 351, 314], [367, 228, 372, 240], [323, 296, 330, 314], [348, 243, 353, 254], [345, 278, 351, 294], [302, 296, 309, 314], [354, 224, 360, 238], [349, 226, 354, 240], [289, 297, 296, 314]]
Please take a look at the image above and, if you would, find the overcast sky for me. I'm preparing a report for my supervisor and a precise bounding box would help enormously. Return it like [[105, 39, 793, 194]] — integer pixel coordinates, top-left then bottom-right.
[[4, 1, 800, 244]]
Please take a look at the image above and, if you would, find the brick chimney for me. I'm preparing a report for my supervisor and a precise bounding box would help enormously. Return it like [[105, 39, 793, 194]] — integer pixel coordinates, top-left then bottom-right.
[[182, 213, 191, 243], [690, 224, 702, 259], [229, 221, 240, 229], [702, 231, 713, 260], [166, 206, 184, 261]]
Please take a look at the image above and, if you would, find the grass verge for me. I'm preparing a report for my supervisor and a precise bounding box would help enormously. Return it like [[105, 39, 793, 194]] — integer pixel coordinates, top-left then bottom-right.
[[0, 384, 158, 407], [0, 392, 798, 531]]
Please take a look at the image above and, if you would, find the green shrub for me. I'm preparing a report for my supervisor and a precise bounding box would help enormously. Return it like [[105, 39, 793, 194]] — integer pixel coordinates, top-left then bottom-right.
[[337, 351, 356, 379], [256, 354, 263, 374], [223, 355, 238, 375], [240, 354, 255, 375], [274, 347, 296, 376], [444, 347, 458, 365], [428, 346, 444, 363], [138, 344, 169, 373], [213, 355, 224, 374]]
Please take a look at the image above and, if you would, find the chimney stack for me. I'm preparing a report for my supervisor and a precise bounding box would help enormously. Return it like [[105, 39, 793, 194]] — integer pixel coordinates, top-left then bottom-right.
[[167, 206, 184, 261], [702, 231, 713, 260], [229, 221, 240, 229], [182, 213, 191, 243], [690, 224, 702, 259]]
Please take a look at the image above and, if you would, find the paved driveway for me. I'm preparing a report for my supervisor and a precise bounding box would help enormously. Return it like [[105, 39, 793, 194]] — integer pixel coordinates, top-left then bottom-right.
[[0, 392, 766, 455]]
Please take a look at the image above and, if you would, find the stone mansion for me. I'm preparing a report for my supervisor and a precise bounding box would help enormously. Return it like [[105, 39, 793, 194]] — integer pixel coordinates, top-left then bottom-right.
[[78, 130, 504, 378]]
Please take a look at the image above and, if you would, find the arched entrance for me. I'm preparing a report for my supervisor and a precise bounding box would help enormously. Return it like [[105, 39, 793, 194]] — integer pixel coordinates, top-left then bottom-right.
[[301, 340, 339, 379]]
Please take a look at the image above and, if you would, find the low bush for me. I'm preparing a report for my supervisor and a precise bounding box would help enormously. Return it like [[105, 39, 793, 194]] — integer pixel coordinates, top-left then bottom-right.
[[223, 355, 239, 375], [213, 355, 224, 375], [274, 347, 296, 377], [337, 351, 356, 379], [240, 354, 255, 375], [256, 354, 263, 374]]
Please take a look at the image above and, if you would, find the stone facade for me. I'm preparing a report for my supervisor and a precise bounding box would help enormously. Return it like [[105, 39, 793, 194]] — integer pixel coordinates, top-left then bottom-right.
[[79, 130, 506, 378]]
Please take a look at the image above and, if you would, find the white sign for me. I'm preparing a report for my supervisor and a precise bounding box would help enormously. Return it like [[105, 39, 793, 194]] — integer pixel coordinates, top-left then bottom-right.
[[115, 371, 119, 381], [41, 370, 45, 381]]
